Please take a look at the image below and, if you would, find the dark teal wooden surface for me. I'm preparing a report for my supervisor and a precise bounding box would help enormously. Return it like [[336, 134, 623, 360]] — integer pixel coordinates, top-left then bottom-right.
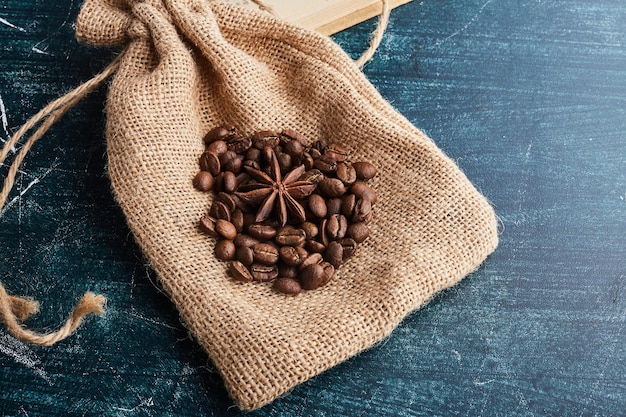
[[1, 0, 625, 416]]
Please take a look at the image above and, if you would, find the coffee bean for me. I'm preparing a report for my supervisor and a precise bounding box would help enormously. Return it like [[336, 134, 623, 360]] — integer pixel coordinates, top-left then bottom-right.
[[347, 222, 369, 243], [253, 130, 280, 149], [246, 147, 262, 163], [222, 171, 237, 193], [277, 152, 292, 173], [301, 264, 325, 290], [207, 140, 228, 156], [306, 240, 326, 253], [311, 139, 328, 153], [273, 277, 302, 295], [325, 143, 349, 162], [215, 239, 236, 261], [199, 151, 221, 176], [216, 219, 237, 240], [319, 261, 335, 287], [220, 151, 242, 173], [250, 263, 279, 282], [204, 125, 235, 144], [231, 208, 244, 233], [353, 198, 372, 223], [299, 252, 323, 271], [193, 171, 214, 191], [281, 129, 308, 146], [215, 192, 237, 212], [236, 245, 254, 266], [324, 241, 343, 268], [234, 234, 260, 248], [302, 153, 315, 170], [199, 215, 219, 237], [230, 260, 253, 282], [301, 221, 319, 239], [336, 162, 357, 185], [284, 139, 304, 158], [279, 246, 308, 267], [319, 219, 329, 246], [318, 178, 345, 198], [209, 201, 231, 221], [309, 148, 322, 159], [252, 243, 279, 265], [339, 238, 357, 258], [326, 198, 343, 216], [353, 161, 377, 180], [278, 264, 298, 278], [341, 193, 356, 218], [350, 181, 377, 204], [247, 223, 277, 240], [214, 172, 224, 193], [227, 135, 252, 154], [313, 155, 337, 173], [308, 194, 327, 218], [300, 169, 325, 184], [243, 159, 261, 171], [275, 226, 307, 246], [326, 214, 348, 240]]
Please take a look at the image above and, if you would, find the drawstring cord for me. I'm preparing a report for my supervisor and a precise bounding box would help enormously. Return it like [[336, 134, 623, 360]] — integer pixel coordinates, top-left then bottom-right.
[[0, 56, 121, 346]]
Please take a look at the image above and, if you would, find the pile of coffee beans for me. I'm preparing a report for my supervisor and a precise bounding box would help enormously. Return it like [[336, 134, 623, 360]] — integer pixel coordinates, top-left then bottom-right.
[[193, 125, 377, 295]]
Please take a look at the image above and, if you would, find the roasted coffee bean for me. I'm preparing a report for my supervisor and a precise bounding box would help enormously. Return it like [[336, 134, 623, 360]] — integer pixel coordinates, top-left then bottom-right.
[[319, 261, 335, 287], [353, 161, 377, 180], [299, 169, 325, 184], [226, 135, 252, 153], [220, 151, 242, 173], [313, 155, 337, 173], [210, 201, 231, 221], [246, 147, 262, 163], [215, 192, 237, 212], [236, 245, 254, 266], [325, 143, 349, 162], [193, 171, 214, 191], [247, 223, 277, 240], [253, 130, 280, 149], [235, 171, 250, 186], [275, 227, 307, 246], [279, 246, 308, 267], [216, 219, 237, 240], [339, 237, 357, 258], [318, 178, 345, 198], [353, 198, 372, 223], [347, 222, 369, 243], [309, 148, 322, 159], [341, 193, 356, 217], [319, 219, 330, 246], [250, 263, 279, 282], [302, 153, 315, 170], [273, 277, 302, 295], [243, 159, 261, 171], [199, 151, 221, 176], [284, 139, 304, 158], [281, 129, 308, 146], [215, 239, 236, 261], [277, 152, 292, 173], [326, 214, 348, 240], [207, 140, 228, 156], [308, 194, 327, 218], [324, 241, 343, 268], [301, 221, 319, 239], [231, 208, 244, 233], [204, 125, 235, 144], [306, 240, 326, 253], [336, 162, 357, 185], [311, 139, 328, 153], [262, 145, 275, 165], [222, 171, 237, 193], [326, 198, 343, 216], [252, 243, 279, 265], [230, 260, 253, 282], [199, 215, 219, 237], [300, 264, 325, 290], [299, 252, 323, 271], [278, 264, 298, 278], [214, 172, 224, 193], [350, 181, 377, 203], [234, 234, 260, 248]]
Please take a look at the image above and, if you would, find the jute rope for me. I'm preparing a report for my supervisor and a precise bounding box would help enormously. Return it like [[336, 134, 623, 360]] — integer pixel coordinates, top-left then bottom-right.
[[0, 0, 391, 346]]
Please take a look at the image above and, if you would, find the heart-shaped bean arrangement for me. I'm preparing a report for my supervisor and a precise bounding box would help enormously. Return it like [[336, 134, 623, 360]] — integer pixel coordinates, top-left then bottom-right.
[[194, 126, 377, 295]]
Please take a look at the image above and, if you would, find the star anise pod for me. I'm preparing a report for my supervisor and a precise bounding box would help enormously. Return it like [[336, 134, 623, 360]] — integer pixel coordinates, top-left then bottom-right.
[[235, 149, 316, 225]]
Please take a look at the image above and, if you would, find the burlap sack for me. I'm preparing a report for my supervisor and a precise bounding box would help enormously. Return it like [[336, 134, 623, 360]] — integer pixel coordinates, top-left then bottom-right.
[[74, 0, 498, 409]]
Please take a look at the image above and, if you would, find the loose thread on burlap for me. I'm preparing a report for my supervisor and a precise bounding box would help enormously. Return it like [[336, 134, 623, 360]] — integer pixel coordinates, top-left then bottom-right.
[[0, 56, 120, 346]]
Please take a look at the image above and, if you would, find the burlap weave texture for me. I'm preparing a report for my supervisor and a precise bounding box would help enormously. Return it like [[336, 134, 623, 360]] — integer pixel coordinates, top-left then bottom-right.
[[76, 0, 498, 409]]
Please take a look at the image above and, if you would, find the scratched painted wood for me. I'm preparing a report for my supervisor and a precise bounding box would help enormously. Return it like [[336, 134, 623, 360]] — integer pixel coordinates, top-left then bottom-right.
[[1, 0, 625, 416]]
